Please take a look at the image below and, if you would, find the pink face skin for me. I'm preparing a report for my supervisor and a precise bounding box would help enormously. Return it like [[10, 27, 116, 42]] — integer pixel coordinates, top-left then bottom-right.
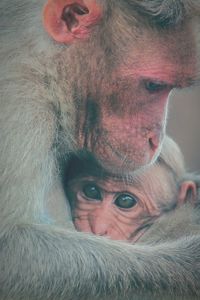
[[66, 164, 172, 242], [43, 0, 197, 173], [76, 24, 196, 174]]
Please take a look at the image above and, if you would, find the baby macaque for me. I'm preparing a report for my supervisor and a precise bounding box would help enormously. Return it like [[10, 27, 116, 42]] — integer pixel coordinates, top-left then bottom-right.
[[65, 137, 196, 243]]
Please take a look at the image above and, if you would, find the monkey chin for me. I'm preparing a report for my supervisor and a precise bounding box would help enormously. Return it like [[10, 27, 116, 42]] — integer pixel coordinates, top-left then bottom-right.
[[87, 136, 164, 176], [95, 148, 162, 176]]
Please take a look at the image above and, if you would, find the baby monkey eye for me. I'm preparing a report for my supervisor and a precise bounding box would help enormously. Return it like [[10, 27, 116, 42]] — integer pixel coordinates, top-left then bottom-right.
[[114, 194, 138, 209], [82, 183, 102, 200]]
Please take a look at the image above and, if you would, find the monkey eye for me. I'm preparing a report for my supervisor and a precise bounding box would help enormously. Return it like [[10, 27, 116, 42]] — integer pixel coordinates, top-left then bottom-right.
[[82, 183, 102, 200], [144, 80, 170, 93], [114, 194, 138, 209]]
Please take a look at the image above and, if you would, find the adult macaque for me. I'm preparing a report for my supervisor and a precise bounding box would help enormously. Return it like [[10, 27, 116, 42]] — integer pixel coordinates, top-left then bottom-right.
[[1, 0, 200, 300], [66, 137, 197, 243]]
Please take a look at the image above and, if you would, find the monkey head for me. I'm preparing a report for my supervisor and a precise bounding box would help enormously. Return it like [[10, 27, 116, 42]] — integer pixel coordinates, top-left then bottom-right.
[[66, 159, 197, 243], [43, 0, 198, 173], [67, 174, 161, 242]]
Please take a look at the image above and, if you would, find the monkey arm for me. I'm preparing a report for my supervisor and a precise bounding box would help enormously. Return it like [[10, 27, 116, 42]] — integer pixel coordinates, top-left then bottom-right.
[[1, 223, 200, 300], [140, 204, 200, 243]]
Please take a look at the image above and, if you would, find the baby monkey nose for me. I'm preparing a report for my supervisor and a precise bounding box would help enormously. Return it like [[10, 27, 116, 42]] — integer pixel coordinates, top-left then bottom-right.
[[91, 221, 109, 236], [90, 215, 111, 237]]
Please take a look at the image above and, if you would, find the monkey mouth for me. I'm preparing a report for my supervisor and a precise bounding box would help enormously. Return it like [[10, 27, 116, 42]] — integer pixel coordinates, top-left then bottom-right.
[[90, 140, 153, 175]]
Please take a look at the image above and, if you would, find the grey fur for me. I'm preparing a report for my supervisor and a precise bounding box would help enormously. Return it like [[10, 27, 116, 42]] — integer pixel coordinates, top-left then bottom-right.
[[0, 0, 200, 299]]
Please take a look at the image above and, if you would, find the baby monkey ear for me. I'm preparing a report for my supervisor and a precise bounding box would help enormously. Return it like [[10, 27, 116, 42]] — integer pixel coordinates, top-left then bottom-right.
[[43, 0, 102, 43], [178, 181, 197, 206]]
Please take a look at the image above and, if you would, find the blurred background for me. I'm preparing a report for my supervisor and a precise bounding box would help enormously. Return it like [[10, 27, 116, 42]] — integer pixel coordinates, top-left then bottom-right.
[[167, 86, 200, 172]]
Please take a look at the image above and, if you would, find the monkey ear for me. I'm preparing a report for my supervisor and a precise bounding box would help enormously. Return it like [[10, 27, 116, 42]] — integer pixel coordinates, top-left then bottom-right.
[[43, 0, 102, 43], [178, 181, 197, 206]]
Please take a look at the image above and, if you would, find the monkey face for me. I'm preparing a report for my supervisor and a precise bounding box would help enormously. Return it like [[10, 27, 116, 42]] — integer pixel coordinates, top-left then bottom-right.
[[43, 0, 197, 174], [67, 176, 161, 242]]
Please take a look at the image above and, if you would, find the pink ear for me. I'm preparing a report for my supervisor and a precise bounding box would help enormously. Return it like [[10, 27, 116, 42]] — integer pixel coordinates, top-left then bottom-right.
[[178, 181, 197, 206], [43, 0, 102, 43]]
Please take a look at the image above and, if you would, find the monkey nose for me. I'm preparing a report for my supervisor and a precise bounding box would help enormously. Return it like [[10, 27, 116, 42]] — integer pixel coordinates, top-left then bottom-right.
[[149, 136, 159, 152], [90, 216, 110, 236], [91, 223, 109, 236]]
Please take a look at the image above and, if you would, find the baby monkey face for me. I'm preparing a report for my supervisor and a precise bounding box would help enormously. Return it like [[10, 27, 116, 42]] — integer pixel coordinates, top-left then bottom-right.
[[67, 176, 161, 242]]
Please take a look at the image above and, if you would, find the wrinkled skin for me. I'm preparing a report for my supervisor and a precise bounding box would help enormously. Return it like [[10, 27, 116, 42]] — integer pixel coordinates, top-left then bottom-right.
[[68, 178, 198, 244], [68, 175, 161, 242], [67, 173, 162, 242], [66, 159, 189, 242]]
